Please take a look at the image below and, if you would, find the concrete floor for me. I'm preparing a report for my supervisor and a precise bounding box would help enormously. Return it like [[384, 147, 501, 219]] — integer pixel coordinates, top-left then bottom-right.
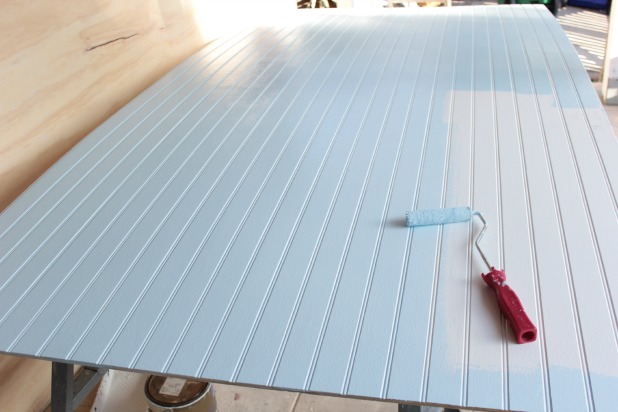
[[557, 7, 608, 81], [88, 370, 398, 412], [554, 5, 617, 136], [595, 82, 618, 135], [604, 102, 618, 135], [83, 3, 616, 412]]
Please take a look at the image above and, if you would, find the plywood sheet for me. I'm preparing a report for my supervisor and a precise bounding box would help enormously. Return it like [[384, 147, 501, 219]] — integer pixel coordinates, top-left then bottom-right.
[[0, 6, 617, 411]]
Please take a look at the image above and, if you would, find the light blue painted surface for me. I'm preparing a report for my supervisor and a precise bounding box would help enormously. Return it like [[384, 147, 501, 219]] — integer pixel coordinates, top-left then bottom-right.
[[0, 6, 617, 411]]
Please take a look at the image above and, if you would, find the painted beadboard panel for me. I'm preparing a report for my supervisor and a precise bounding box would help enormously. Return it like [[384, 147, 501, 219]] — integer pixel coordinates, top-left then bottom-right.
[[0, 6, 617, 411]]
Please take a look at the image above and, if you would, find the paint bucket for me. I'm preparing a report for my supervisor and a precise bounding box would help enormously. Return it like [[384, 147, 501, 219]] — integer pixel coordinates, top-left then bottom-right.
[[145, 375, 217, 412]]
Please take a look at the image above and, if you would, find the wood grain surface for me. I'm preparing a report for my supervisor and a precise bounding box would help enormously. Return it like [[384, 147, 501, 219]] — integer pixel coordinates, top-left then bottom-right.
[[0, 0, 206, 213]]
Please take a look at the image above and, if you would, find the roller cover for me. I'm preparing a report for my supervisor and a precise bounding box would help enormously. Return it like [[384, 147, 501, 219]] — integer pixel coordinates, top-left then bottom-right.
[[405, 207, 473, 227]]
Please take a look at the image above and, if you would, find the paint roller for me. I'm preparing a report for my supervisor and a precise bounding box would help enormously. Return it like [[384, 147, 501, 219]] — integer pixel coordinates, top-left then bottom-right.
[[406, 207, 537, 344]]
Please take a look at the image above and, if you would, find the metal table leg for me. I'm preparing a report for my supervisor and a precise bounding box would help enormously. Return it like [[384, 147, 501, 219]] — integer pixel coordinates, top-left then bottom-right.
[[51, 362, 108, 412], [398, 406, 460, 412]]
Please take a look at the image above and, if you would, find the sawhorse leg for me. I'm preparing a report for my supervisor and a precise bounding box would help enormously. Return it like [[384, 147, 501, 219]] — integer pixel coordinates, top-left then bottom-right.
[[398, 405, 422, 412], [51, 362, 107, 412], [398, 406, 460, 412]]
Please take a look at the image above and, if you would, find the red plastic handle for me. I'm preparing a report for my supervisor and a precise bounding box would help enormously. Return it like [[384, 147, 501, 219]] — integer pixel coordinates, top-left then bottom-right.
[[481, 268, 537, 344]]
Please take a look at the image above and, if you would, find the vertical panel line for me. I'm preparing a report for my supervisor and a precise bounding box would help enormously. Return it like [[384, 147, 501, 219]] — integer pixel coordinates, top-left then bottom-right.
[[486, 7, 509, 409], [380, 13, 436, 399], [512, 6, 594, 411], [499, 7, 551, 411], [462, 8, 476, 407], [422, 10, 461, 403]]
